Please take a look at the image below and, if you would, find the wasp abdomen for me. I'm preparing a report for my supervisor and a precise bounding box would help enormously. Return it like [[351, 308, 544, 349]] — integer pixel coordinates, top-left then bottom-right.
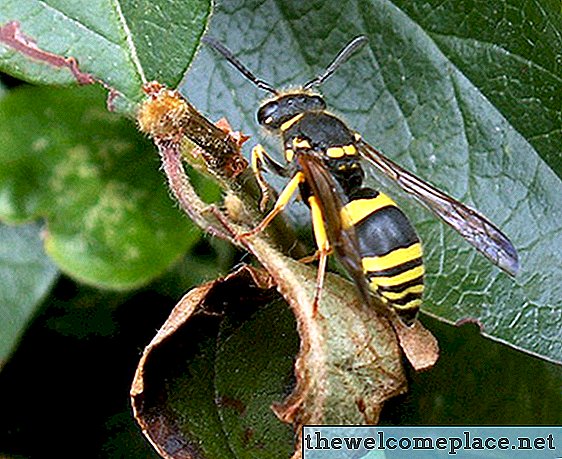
[[343, 188, 424, 325]]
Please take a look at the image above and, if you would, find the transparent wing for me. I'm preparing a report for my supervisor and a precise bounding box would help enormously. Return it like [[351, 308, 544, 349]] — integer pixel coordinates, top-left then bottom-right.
[[358, 140, 519, 276]]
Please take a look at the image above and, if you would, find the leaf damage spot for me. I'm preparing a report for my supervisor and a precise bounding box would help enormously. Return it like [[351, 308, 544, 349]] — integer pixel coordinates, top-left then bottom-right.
[[81, 182, 145, 248], [455, 316, 485, 332], [0, 21, 95, 85], [0, 21, 128, 111], [50, 145, 100, 193], [31, 137, 49, 152], [216, 395, 247, 415]]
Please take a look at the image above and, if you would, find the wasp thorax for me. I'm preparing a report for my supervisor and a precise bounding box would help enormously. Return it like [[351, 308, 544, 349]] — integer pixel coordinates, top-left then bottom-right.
[[257, 93, 326, 130]]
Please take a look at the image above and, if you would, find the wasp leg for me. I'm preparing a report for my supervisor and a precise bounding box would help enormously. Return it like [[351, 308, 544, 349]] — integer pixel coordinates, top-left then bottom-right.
[[251, 144, 289, 211], [238, 171, 304, 240], [251, 145, 272, 211], [308, 195, 331, 316], [298, 248, 334, 264]]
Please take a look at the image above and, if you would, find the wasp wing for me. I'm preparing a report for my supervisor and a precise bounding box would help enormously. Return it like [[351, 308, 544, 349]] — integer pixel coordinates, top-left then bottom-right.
[[358, 140, 519, 276], [297, 154, 374, 308]]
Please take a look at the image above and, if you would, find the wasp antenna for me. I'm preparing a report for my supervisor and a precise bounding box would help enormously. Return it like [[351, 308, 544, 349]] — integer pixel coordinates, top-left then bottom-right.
[[202, 36, 279, 95], [303, 35, 368, 90]]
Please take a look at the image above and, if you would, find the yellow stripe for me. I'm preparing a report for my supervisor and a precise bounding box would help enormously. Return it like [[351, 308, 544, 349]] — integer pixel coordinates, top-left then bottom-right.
[[370, 265, 425, 287], [285, 148, 294, 162], [342, 193, 397, 226], [251, 144, 266, 172], [327, 145, 357, 159], [380, 284, 423, 301], [280, 113, 304, 132], [326, 147, 345, 158], [292, 138, 311, 149], [391, 298, 423, 311], [362, 243, 423, 273]]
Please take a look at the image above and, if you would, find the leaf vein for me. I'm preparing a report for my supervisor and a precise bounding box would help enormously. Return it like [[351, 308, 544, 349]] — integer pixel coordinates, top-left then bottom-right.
[[110, 0, 147, 84], [428, 32, 562, 86]]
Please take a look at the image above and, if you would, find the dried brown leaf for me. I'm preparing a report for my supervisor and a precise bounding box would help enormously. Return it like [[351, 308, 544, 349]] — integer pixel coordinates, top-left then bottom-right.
[[131, 265, 280, 459]]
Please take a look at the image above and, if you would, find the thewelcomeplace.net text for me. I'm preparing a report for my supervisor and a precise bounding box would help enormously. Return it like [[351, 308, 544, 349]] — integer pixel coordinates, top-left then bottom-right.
[[304, 430, 556, 455]]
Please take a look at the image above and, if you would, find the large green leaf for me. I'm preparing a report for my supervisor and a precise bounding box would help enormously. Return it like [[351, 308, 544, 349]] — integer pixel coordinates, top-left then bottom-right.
[[0, 222, 58, 369], [181, 0, 561, 363], [394, 0, 562, 176], [0, 85, 202, 289], [0, 0, 210, 114]]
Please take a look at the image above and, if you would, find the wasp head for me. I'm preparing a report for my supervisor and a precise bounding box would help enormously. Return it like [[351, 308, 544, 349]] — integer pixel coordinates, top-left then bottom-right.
[[257, 93, 326, 130]]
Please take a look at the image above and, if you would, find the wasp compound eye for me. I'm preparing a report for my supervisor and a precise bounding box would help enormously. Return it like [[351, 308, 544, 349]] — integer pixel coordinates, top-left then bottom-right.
[[257, 101, 279, 128]]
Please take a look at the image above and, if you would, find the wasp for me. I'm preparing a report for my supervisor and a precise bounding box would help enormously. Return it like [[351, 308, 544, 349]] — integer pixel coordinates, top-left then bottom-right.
[[203, 36, 519, 325]]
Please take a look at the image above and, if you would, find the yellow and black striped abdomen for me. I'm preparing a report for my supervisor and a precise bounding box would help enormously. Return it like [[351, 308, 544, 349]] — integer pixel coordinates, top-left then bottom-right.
[[343, 188, 424, 324]]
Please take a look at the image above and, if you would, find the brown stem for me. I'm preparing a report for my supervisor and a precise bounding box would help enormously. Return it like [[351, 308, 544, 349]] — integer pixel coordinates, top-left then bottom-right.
[[158, 140, 236, 242]]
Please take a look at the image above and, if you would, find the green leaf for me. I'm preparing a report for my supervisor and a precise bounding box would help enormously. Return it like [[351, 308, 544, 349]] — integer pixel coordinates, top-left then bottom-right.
[[0, 85, 200, 289], [0, 222, 58, 369], [0, 0, 210, 115], [394, 0, 562, 176], [215, 299, 298, 458], [181, 0, 561, 363]]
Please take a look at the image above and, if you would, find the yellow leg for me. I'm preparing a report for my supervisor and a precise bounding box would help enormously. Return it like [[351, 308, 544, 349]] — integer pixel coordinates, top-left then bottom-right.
[[313, 250, 328, 316], [308, 195, 331, 316], [298, 248, 334, 264], [238, 171, 305, 240], [251, 145, 272, 211]]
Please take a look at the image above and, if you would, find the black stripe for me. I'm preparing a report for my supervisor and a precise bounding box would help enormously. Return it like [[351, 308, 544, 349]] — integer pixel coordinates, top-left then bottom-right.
[[365, 257, 423, 278], [355, 206, 420, 258], [374, 275, 424, 293], [383, 291, 423, 306], [348, 187, 380, 200]]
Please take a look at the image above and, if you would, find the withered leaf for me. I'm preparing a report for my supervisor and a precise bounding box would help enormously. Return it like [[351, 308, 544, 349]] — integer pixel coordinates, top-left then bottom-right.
[[132, 257, 437, 458], [131, 266, 297, 459]]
